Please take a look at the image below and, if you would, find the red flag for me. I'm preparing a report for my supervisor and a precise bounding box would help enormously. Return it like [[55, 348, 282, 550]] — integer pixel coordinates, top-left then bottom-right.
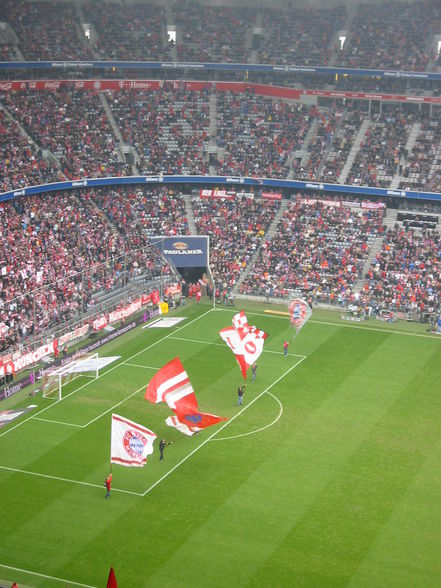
[[147, 357, 227, 435], [173, 409, 227, 432], [145, 356, 198, 412], [107, 567, 118, 588]]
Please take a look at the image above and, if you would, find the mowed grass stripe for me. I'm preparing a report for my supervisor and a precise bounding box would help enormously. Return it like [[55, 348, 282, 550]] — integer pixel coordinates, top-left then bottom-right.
[[348, 437, 441, 588], [248, 335, 441, 588], [346, 347, 441, 588]]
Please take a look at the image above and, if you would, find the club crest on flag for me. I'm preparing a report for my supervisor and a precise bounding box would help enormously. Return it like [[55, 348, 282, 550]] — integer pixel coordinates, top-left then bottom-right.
[[111, 414, 157, 467], [123, 429, 151, 460], [289, 298, 312, 335]]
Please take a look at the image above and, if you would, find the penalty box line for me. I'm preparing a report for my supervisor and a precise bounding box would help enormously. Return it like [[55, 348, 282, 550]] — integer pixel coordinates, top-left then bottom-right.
[[0, 308, 214, 439], [0, 562, 97, 588], [141, 354, 307, 497]]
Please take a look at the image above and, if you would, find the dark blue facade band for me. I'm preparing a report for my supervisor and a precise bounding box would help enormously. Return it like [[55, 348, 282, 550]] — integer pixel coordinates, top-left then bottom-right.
[[1, 176, 439, 203]]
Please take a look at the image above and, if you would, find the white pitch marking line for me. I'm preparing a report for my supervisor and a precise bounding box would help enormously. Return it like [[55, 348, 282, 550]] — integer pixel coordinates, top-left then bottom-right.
[[83, 383, 146, 428], [0, 308, 214, 439], [168, 335, 306, 358], [0, 463, 142, 496], [0, 563, 97, 588], [211, 390, 283, 442], [141, 355, 306, 497], [124, 362, 160, 370], [215, 306, 441, 341], [33, 417, 84, 428]]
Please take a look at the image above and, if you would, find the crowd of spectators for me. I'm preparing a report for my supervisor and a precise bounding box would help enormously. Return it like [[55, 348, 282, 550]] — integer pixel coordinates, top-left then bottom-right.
[[104, 85, 210, 175], [192, 195, 280, 289], [292, 105, 342, 181], [240, 196, 384, 304], [0, 110, 60, 192], [216, 92, 312, 178], [0, 0, 94, 61], [0, 186, 185, 352], [173, 1, 253, 63], [318, 105, 367, 183], [335, 0, 441, 71], [258, 5, 346, 66], [1, 89, 131, 180], [362, 225, 441, 315], [398, 114, 441, 193], [0, 44, 16, 61], [346, 106, 413, 188], [82, 1, 168, 61]]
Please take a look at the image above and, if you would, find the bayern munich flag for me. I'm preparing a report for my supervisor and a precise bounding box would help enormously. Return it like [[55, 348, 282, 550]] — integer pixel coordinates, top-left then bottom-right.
[[289, 298, 312, 336], [110, 414, 157, 467]]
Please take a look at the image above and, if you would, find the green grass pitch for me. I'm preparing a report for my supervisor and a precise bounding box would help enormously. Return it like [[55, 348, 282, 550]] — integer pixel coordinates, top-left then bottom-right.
[[1, 301, 441, 588]]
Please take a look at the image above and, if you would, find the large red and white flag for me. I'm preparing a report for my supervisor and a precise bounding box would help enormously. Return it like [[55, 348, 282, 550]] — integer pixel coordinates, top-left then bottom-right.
[[110, 414, 157, 467], [166, 410, 227, 436], [289, 298, 312, 336], [147, 358, 227, 435], [145, 356, 198, 413], [220, 312, 268, 379]]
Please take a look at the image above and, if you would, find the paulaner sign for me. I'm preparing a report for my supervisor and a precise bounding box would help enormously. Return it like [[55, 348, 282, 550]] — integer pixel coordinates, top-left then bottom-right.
[[152, 236, 209, 268]]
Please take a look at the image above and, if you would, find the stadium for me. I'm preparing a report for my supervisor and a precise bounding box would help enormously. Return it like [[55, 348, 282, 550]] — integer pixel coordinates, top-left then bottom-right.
[[1, 0, 441, 586]]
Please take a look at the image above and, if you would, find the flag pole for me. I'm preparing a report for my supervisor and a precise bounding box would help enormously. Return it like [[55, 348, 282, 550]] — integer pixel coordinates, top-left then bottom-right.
[[109, 414, 113, 475]]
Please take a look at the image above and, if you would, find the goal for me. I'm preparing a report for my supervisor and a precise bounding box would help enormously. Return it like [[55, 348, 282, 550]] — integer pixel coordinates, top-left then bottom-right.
[[41, 352, 100, 400]]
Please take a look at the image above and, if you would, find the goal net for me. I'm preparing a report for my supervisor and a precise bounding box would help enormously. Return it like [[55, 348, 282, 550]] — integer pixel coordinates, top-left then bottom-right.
[[41, 352, 100, 400]]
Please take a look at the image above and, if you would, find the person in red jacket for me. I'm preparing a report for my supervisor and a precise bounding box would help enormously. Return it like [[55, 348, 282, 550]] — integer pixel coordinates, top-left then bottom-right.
[[105, 473, 112, 499]]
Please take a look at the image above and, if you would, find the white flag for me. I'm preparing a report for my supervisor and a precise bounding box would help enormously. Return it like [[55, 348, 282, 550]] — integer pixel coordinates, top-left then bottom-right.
[[111, 414, 157, 467]]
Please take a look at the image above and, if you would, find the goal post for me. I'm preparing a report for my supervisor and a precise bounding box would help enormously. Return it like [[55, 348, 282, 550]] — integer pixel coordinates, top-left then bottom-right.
[[41, 352, 99, 400]]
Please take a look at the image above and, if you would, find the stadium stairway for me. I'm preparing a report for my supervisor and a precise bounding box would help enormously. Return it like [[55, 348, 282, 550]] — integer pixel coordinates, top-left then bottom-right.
[[232, 199, 289, 294], [164, 0, 178, 62], [98, 93, 139, 173], [338, 117, 371, 185], [183, 194, 198, 234], [389, 121, 421, 190], [208, 91, 218, 175], [316, 107, 349, 179], [287, 119, 319, 177], [353, 207, 397, 294]]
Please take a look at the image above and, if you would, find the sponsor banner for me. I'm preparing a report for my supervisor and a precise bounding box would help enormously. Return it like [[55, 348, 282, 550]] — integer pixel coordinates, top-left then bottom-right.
[[108, 298, 142, 324], [153, 236, 208, 268], [164, 284, 181, 298], [0, 405, 37, 428], [0, 80, 164, 92], [58, 324, 89, 347], [303, 89, 441, 104], [361, 201, 386, 209], [199, 188, 235, 200], [262, 192, 282, 200], [300, 197, 385, 210], [92, 315, 108, 332], [0, 340, 58, 377], [236, 191, 254, 199]]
